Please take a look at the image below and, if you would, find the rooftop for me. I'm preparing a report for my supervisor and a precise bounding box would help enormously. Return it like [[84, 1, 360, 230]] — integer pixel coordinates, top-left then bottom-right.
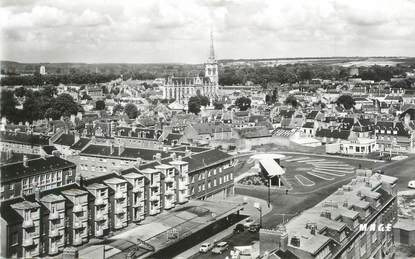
[[1, 156, 75, 183]]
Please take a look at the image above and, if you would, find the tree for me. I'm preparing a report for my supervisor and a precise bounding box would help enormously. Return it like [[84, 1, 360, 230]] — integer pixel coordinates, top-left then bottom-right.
[[23, 96, 42, 122], [102, 85, 109, 94], [235, 97, 251, 111], [14, 87, 26, 97], [95, 100, 106, 110], [124, 103, 139, 119], [44, 108, 61, 120], [213, 101, 224, 110], [336, 95, 355, 110], [284, 95, 298, 108], [199, 96, 210, 107], [81, 93, 92, 100], [112, 104, 124, 115], [188, 96, 201, 114], [52, 94, 81, 117], [0, 90, 18, 122]]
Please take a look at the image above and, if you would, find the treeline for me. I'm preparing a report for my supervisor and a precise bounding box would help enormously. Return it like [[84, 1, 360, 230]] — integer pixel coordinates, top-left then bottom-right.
[[358, 65, 408, 82], [1, 86, 82, 123], [1, 72, 119, 86], [218, 64, 350, 86], [218, 64, 411, 86]]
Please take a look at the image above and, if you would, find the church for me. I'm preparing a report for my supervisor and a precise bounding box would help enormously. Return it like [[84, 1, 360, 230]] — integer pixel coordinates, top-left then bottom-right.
[[161, 33, 219, 104]]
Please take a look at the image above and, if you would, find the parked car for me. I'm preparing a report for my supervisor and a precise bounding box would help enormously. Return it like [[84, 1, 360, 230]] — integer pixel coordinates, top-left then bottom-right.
[[248, 223, 261, 232], [408, 180, 415, 189], [243, 217, 255, 228], [233, 224, 245, 233], [211, 242, 229, 254], [199, 243, 212, 253]]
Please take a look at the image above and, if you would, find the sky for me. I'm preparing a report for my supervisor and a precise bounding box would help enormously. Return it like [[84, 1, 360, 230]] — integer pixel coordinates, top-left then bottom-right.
[[1, 0, 415, 63]]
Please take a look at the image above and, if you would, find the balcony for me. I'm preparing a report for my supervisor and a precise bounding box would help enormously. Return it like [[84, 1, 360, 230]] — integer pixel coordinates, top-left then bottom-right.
[[73, 204, 83, 213], [150, 194, 159, 202], [22, 237, 34, 247], [49, 246, 59, 255], [149, 209, 160, 216], [114, 191, 125, 200], [49, 229, 60, 238], [73, 222, 83, 229], [150, 180, 160, 188], [95, 197, 106, 206], [165, 189, 175, 196], [132, 200, 143, 207], [114, 222, 124, 230], [49, 245, 59, 255], [114, 207, 125, 215], [178, 183, 187, 190], [95, 214, 106, 222], [165, 175, 175, 183], [22, 219, 34, 228], [132, 186, 143, 193], [73, 238, 82, 246], [49, 211, 60, 221], [96, 228, 104, 237]]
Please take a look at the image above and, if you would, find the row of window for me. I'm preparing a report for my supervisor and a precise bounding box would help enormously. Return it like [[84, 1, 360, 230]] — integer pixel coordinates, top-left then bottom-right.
[[190, 173, 233, 194]]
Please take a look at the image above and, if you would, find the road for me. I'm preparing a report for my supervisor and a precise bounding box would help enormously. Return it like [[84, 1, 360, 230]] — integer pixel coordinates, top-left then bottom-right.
[[191, 153, 415, 259]]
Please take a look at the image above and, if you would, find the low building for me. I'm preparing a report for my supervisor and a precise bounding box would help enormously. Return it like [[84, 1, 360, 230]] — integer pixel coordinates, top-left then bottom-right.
[[260, 172, 398, 259], [0, 155, 76, 201]]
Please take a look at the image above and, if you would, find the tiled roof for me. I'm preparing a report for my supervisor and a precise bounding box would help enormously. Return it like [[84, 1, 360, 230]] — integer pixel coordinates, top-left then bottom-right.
[[183, 149, 232, 172], [315, 128, 350, 140], [1, 156, 75, 183], [235, 126, 271, 138], [80, 144, 176, 161], [54, 134, 75, 146], [42, 145, 57, 155], [71, 138, 91, 150], [0, 131, 50, 146], [375, 121, 410, 137], [302, 122, 314, 129], [191, 123, 232, 134], [306, 111, 319, 120]]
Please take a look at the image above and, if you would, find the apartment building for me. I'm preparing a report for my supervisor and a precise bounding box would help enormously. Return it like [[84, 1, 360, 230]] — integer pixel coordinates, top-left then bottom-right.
[[61, 188, 89, 247], [1, 155, 76, 201], [10, 200, 41, 258], [39, 193, 66, 256], [1, 147, 235, 258], [260, 171, 398, 259], [85, 183, 109, 238], [0, 131, 50, 155], [122, 168, 146, 222], [141, 168, 162, 216], [103, 177, 129, 231]]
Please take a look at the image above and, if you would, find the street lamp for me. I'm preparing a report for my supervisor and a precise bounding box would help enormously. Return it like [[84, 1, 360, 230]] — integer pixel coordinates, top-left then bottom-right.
[[254, 202, 262, 228]]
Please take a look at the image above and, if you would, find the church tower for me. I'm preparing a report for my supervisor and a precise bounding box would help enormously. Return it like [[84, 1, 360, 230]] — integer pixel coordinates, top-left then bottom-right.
[[204, 31, 218, 85]]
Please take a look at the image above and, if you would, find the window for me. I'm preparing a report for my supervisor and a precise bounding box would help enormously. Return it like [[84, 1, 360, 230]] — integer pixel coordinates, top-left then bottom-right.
[[214, 179, 217, 186], [11, 232, 18, 246], [10, 183, 14, 190]]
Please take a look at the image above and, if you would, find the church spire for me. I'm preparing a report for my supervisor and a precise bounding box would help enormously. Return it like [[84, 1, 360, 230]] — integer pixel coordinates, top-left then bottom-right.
[[209, 30, 215, 62]]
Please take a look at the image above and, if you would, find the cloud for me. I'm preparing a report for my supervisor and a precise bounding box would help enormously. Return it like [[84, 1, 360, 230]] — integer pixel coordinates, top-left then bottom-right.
[[1, 0, 414, 63]]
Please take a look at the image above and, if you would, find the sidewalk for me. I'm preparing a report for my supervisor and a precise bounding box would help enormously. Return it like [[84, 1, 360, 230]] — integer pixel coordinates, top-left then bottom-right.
[[173, 195, 271, 259]]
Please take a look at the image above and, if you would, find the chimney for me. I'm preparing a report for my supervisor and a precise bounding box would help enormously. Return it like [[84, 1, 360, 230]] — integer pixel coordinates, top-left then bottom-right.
[[75, 174, 83, 188], [185, 149, 192, 158], [74, 131, 80, 143], [34, 185, 40, 201], [118, 142, 125, 156], [276, 224, 288, 251], [23, 155, 29, 167], [155, 153, 162, 162], [178, 155, 182, 161], [170, 152, 177, 161], [135, 157, 142, 168]]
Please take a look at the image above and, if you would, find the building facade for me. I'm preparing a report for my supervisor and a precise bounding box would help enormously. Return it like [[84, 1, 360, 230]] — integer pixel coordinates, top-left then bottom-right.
[[161, 33, 219, 104]]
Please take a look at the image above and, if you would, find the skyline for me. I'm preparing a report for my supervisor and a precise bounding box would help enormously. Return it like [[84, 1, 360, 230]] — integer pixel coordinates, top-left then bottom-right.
[[1, 0, 415, 63]]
